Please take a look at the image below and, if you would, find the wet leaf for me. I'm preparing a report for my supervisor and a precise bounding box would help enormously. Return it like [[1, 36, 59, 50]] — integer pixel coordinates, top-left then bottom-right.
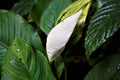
[[85, 2, 120, 58], [2, 38, 56, 80]]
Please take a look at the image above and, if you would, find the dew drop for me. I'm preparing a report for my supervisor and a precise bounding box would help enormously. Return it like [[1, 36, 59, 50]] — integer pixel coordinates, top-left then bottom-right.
[[17, 49, 20, 52], [10, 61, 13, 64], [117, 64, 120, 70], [26, 44, 29, 47]]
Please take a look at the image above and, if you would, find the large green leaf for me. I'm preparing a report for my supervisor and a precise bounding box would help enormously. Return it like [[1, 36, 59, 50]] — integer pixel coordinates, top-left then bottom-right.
[[11, 0, 35, 16], [0, 10, 44, 74], [0, 10, 44, 52], [84, 53, 120, 80], [40, 0, 72, 34], [2, 38, 56, 80], [30, 0, 51, 25], [85, 2, 120, 58]]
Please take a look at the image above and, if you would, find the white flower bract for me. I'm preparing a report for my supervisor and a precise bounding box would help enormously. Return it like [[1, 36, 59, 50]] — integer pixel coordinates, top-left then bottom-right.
[[46, 10, 82, 62]]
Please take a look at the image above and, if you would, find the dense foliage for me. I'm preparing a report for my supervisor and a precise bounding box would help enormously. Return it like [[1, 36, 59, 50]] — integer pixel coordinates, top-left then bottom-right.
[[0, 0, 120, 80]]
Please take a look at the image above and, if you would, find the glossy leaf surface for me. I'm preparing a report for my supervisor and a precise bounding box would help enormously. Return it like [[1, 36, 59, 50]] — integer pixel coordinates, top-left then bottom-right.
[[85, 2, 120, 58], [0, 10, 44, 74], [2, 38, 56, 80]]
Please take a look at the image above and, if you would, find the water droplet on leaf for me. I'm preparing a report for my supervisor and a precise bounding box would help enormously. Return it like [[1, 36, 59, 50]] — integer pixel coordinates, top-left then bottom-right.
[[17, 49, 20, 52], [26, 44, 29, 47], [10, 61, 13, 64]]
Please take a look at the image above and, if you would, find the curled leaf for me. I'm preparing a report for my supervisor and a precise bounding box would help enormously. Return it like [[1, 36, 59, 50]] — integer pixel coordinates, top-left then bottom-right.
[[56, 0, 90, 24], [46, 10, 82, 62]]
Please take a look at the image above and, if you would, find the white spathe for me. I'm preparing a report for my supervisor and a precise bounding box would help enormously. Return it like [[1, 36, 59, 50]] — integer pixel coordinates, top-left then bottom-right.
[[46, 10, 83, 62]]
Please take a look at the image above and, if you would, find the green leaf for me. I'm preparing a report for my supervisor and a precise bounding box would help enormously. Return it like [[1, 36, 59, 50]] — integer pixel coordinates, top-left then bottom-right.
[[56, 0, 91, 24], [30, 0, 51, 25], [85, 2, 120, 58], [0, 10, 44, 74], [2, 38, 56, 80], [11, 0, 35, 16], [84, 53, 120, 80], [97, 0, 120, 8], [54, 56, 65, 79], [0, 44, 7, 74], [40, 0, 72, 34], [0, 10, 44, 52]]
